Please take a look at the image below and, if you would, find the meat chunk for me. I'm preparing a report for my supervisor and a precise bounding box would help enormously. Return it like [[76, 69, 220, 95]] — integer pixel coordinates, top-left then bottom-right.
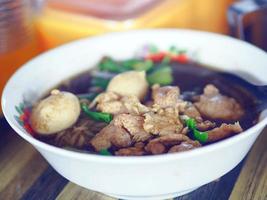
[[90, 91, 125, 114], [168, 140, 201, 153], [195, 84, 244, 120], [115, 146, 146, 156], [113, 114, 151, 142], [97, 101, 126, 115], [143, 107, 183, 136], [90, 91, 120, 107], [152, 84, 180, 108], [196, 120, 216, 131], [90, 112, 153, 151], [134, 142, 145, 148], [90, 92, 149, 115], [183, 103, 203, 122], [145, 134, 191, 154], [90, 124, 132, 151], [181, 103, 216, 131], [181, 127, 189, 135], [122, 95, 150, 115], [207, 122, 243, 142]]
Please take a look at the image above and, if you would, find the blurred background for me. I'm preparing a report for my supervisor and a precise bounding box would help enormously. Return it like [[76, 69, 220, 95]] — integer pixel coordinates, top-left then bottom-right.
[[0, 0, 267, 115]]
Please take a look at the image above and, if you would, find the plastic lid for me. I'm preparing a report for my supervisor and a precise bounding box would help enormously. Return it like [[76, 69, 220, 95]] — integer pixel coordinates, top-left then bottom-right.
[[45, 0, 162, 20]]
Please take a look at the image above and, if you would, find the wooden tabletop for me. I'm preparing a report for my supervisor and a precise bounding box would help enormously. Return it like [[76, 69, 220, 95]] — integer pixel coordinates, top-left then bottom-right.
[[0, 117, 266, 200]]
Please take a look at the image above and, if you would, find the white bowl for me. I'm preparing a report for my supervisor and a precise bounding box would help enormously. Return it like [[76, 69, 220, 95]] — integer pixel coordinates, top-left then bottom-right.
[[2, 29, 267, 200]]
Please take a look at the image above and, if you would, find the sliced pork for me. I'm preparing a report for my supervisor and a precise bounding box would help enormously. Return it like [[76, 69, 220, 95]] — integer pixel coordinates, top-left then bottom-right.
[[195, 84, 244, 120]]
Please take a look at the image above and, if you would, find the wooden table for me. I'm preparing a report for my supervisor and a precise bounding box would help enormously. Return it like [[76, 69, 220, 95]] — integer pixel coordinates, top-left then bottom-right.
[[0, 117, 266, 200]]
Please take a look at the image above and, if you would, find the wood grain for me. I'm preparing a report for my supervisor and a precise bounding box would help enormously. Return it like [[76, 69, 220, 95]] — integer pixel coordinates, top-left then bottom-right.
[[0, 121, 49, 200], [229, 130, 267, 200], [0, 152, 48, 200], [56, 183, 117, 200], [0, 134, 37, 192], [20, 167, 68, 200]]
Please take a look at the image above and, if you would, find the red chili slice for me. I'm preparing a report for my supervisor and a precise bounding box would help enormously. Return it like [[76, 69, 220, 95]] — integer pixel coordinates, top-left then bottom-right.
[[171, 54, 188, 63], [146, 52, 166, 62], [19, 114, 27, 122], [24, 123, 35, 136]]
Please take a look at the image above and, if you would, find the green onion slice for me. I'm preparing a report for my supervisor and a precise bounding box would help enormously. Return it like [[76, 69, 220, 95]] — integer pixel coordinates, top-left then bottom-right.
[[185, 118, 208, 143], [99, 149, 112, 156], [147, 66, 173, 85], [193, 129, 208, 143], [81, 103, 113, 123]]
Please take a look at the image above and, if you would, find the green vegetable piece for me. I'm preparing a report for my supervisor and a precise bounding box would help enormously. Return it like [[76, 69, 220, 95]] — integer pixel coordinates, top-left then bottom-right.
[[15, 115, 24, 125], [147, 66, 173, 85], [193, 129, 208, 143], [99, 149, 112, 156], [132, 60, 153, 71], [121, 59, 139, 70], [91, 77, 110, 89], [81, 103, 113, 123], [15, 105, 23, 115], [185, 118, 208, 143], [185, 118, 196, 130], [99, 57, 144, 73], [98, 57, 124, 73]]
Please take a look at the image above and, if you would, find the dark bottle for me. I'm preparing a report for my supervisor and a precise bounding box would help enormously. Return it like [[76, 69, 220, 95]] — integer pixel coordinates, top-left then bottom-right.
[[228, 0, 267, 51]]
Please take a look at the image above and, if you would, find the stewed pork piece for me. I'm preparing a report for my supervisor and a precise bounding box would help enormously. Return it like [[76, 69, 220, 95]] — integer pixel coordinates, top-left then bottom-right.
[[207, 122, 243, 142], [115, 142, 146, 156], [151, 84, 180, 108], [90, 91, 149, 115], [194, 84, 244, 121], [113, 114, 151, 142], [168, 140, 202, 153], [145, 134, 200, 155], [90, 123, 132, 152], [143, 107, 183, 136]]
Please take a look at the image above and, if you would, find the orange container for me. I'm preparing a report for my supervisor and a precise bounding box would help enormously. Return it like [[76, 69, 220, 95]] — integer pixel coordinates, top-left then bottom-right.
[[36, 0, 234, 50], [0, 36, 40, 114], [0, 0, 40, 114]]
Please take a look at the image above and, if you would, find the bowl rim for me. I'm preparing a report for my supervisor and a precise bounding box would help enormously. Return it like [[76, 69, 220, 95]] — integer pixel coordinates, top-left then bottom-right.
[[2, 28, 267, 164]]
